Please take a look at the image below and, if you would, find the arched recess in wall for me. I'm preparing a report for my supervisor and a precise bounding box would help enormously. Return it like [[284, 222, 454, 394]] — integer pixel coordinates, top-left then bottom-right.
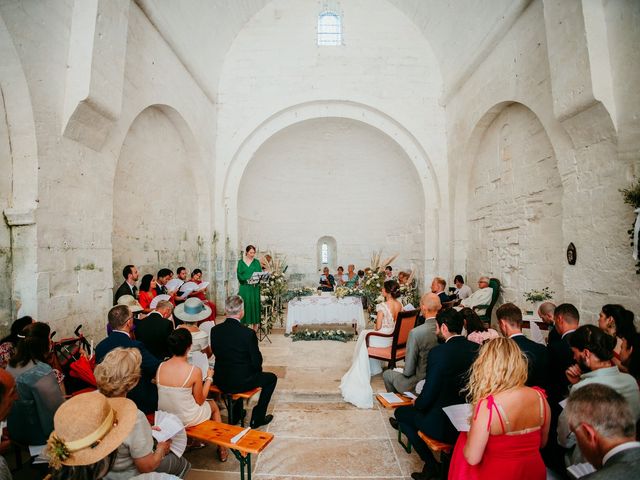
[[112, 105, 211, 287], [317, 236, 337, 271], [456, 102, 564, 304], [224, 100, 440, 279], [0, 15, 39, 324]]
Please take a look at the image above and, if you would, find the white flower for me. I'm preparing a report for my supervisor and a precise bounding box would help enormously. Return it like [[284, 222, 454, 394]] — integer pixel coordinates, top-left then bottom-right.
[[376, 295, 384, 303]]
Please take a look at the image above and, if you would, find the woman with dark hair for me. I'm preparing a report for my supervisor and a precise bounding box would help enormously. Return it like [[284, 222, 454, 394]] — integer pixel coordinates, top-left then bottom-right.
[[185, 269, 216, 321], [340, 279, 402, 408], [237, 244, 262, 331], [0, 315, 34, 368], [137, 274, 157, 312], [155, 329, 228, 462], [557, 324, 640, 457], [453, 274, 472, 300], [599, 305, 639, 375], [461, 308, 500, 345], [6, 322, 65, 446]]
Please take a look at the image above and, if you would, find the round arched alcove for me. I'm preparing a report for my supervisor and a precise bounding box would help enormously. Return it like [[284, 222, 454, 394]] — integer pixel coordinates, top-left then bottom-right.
[[112, 106, 208, 284], [237, 117, 425, 287], [466, 102, 564, 302]]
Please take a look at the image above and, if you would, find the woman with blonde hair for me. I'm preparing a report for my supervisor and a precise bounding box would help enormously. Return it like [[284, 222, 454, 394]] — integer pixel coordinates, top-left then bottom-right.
[[448, 338, 550, 480], [94, 347, 191, 479]]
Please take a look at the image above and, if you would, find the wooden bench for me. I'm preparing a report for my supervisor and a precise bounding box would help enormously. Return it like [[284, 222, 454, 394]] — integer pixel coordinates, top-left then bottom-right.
[[375, 393, 415, 453], [418, 431, 453, 478], [210, 384, 262, 427], [186, 420, 274, 480]]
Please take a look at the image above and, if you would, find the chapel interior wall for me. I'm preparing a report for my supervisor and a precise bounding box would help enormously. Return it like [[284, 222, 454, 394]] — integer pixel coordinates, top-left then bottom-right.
[[0, 90, 12, 324]]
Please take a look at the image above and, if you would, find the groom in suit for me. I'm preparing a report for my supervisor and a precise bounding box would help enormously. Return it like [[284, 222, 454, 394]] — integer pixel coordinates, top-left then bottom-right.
[[210, 295, 277, 428], [393, 308, 478, 480]]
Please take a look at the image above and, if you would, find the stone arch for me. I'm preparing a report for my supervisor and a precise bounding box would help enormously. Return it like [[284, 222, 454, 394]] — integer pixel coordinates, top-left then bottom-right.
[[0, 15, 39, 324], [317, 236, 337, 271], [112, 104, 211, 288], [455, 101, 564, 303], [223, 100, 442, 277]]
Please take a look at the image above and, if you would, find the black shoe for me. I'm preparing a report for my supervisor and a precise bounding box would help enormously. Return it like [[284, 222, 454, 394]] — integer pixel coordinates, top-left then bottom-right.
[[388, 417, 399, 430], [411, 472, 434, 480], [250, 414, 273, 429]]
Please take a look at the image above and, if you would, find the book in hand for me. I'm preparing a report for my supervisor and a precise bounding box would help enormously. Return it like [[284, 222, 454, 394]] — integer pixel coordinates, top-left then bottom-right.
[[442, 403, 472, 432], [153, 411, 187, 457], [248, 271, 270, 285], [566, 462, 596, 479]]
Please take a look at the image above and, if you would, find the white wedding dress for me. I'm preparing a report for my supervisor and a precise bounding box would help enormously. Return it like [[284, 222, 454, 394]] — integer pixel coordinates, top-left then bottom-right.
[[339, 302, 396, 408]]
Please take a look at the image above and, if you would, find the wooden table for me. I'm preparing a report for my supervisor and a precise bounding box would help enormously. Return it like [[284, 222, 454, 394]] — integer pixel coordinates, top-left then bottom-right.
[[186, 420, 274, 480]]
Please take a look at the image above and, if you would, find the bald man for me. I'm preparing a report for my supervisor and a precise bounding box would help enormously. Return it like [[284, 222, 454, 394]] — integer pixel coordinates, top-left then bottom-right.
[[0, 369, 18, 477], [384, 293, 441, 395]]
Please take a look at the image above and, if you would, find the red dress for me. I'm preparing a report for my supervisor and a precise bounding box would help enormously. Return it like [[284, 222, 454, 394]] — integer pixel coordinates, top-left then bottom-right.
[[448, 389, 547, 480], [138, 290, 156, 310]]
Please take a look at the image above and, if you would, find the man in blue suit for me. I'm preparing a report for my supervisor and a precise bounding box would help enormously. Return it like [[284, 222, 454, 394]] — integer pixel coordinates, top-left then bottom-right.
[[393, 308, 478, 480], [95, 305, 161, 414]]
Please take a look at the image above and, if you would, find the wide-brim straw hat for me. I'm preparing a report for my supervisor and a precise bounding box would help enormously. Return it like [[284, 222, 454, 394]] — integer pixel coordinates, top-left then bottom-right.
[[46, 391, 137, 467], [174, 297, 212, 323], [117, 294, 143, 313]]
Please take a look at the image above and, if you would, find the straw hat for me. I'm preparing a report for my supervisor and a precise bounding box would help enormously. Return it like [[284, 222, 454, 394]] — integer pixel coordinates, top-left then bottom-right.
[[117, 295, 143, 313], [174, 297, 212, 323], [46, 391, 137, 468]]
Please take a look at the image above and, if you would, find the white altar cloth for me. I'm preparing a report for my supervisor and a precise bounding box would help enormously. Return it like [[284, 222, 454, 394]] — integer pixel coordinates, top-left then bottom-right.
[[285, 295, 365, 334]]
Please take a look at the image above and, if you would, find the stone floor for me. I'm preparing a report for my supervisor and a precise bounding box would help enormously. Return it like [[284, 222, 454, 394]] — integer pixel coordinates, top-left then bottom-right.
[[185, 326, 423, 479]]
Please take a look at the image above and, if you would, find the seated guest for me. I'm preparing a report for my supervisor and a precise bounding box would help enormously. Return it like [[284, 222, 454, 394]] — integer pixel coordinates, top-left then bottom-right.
[[174, 298, 213, 357], [393, 308, 478, 480], [156, 329, 228, 461], [462, 307, 500, 345], [385, 265, 393, 280], [357, 269, 365, 282], [186, 269, 217, 321], [318, 266, 335, 292], [558, 325, 640, 453], [176, 266, 188, 282], [397, 271, 410, 286], [345, 264, 359, 287], [0, 369, 18, 477], [614, 315, 640, 381], [114, 264, 139, 305], [155, 268, 173, 296], [599, 304, 638, 368], [565, 384, 640, 479], [137, 274, 157, 312], [6, 322, 65, 447], [459, 276, 494, 316], [45, 391, 138, 478], [135, 300, 175, 360], [94, 348, 190, 478], [96, 305, 161, 414], [449, 338, 550, 480], [452, 274, 472, 300], [538, 301, 559, 344], [496, 303, 549, 388], [383, 293, 439, 397], [210, 296, 277, 429], [0, 315, 34, 368], [335, 266, 347, 286], [430, 276, 449, 305]]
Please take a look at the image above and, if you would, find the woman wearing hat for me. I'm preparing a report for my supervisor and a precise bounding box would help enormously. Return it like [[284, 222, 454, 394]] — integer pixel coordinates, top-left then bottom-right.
[[93, 347, 190, 479], [156, 329, 228, 462], [237, 244, 262, 331], [174, 298, 213, 356]]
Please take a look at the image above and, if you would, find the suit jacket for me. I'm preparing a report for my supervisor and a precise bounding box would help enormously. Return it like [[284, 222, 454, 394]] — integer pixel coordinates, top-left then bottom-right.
[[414, 335, 478, 443], [210, 318, 263, 393], [95, 331, 160, 414], [135, 312, 174, 360], [155, 284, 168, 296], [114, 281, 136, 305], [583, 446, 640, 480], [547, 331, 575, 406], [547, 324, 560, 344], [511, 334, 549, 389]]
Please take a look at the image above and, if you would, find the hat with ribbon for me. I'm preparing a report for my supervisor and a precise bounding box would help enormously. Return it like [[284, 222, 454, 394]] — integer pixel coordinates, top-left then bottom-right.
[[173, 297, 212, 323], [117, 295, 143, 313]]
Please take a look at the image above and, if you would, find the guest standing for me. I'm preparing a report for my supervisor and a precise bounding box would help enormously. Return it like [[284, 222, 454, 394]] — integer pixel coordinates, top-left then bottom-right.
[[237, 244, 262, 331], [114, 264, 139, 304], [137, 274, 157, 312], [449, 337, 550, 480]]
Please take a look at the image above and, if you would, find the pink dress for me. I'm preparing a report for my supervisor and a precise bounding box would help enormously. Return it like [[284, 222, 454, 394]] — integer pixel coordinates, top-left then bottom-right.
[[448, 388, 547, 480]]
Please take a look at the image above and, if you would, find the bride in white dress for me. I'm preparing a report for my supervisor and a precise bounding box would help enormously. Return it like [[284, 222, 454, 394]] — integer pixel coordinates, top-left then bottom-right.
[[340, 280, 403, 408]]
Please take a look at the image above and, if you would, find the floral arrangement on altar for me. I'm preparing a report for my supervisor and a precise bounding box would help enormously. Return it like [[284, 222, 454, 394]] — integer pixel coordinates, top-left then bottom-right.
[[284, 286, 316, 301], [260, 253, 288, 333], [291, 328, 354, 342], [523, 287, 554, 303], [335, 286, 363, 299]]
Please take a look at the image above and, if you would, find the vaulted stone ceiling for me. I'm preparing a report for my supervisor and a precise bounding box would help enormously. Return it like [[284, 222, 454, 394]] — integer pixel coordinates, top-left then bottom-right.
[[135, 0, 530, 102]]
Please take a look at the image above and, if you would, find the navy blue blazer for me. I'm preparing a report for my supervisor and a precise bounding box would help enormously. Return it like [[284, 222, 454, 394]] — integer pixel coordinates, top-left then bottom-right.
[[414, 335, 478, 443], [511, 334, 549, 390], [547, 331, 575, 406], [95, 331, 161, 414]]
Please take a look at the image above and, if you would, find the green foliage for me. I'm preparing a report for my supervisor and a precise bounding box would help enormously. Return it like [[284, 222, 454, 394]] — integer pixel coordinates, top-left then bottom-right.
[[523, 287, 554, 303], [620, 178, 640, 209], [290, 328, 354, 342]]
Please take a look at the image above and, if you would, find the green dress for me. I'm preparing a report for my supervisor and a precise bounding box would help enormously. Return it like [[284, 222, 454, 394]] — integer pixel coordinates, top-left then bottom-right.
[[237, 258, 262, 325]]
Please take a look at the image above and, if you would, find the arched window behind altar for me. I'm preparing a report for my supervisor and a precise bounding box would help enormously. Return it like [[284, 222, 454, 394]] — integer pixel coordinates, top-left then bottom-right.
[[317, 236, 337, 271]]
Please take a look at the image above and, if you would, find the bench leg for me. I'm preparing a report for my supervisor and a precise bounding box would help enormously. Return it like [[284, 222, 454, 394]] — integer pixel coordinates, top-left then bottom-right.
[[231, 450, 251, 480], [397, 425, 412, 454]]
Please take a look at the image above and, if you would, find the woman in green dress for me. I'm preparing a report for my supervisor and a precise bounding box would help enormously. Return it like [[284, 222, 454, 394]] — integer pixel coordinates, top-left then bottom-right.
[[237, 244, 262, 330]]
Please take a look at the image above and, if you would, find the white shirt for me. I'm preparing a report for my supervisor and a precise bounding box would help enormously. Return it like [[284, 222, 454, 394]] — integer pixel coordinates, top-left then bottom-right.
[[455, 284, 472, 300], [460, 287, 493, 314]]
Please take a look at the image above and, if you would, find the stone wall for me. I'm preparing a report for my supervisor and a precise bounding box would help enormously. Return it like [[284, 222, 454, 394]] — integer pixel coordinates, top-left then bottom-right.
[[238, 118, 424, 287], [0, 88, 11, 326]]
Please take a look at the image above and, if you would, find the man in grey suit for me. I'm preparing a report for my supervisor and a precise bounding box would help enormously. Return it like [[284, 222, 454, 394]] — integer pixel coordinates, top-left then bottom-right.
[[565, 383, 640, 480], [383, 292, 440, 394]]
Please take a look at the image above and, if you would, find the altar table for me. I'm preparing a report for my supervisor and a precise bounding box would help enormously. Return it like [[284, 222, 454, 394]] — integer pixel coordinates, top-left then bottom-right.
[[285, 295, 366, 334]]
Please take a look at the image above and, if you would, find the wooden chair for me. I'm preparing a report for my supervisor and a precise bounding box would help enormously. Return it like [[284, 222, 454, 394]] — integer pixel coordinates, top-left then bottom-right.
[[366, 309, 418, 369], [210, 384, 262, 427], [186, 420, 274, 480], [473, 278, 501, 325], [418, 431, 454, 478]]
